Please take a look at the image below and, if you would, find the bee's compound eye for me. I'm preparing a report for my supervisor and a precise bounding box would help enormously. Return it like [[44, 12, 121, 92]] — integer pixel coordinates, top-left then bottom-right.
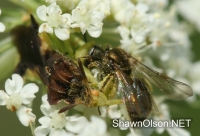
[[89, 46, 104, 60], [89, 46, 101, 56], [91, 90, 99, 96]]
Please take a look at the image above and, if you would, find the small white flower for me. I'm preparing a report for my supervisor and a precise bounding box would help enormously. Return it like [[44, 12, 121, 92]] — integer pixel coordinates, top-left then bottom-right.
[[34, 94, 88, 136], [112, 0, 149, 30], [0, 9, 6, 32], [0, 74, 38, 126], [113, 1, 151, 54], [186, 61, 200, 102], [153, 97, 191, 136], [118, 25, 147, 54], [37, 2, 73, 40], [118, 25, 147, 45], [102, 104, 129, 131], [108, 105, 121, 119], [78, 116, 108, 136], [72, 0, 110, 38], [176, 0, 200, 32]]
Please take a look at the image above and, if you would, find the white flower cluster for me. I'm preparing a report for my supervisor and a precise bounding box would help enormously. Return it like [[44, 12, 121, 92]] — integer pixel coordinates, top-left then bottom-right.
[[152, 97, 190, 136], [111, 0, 150, 53], [37, 0, 110, 40], [111, 0, 191, 55], [72, 0, 110, 38], [34, 94, 108, 136], [37, 2, 73, 40], [0, 9, 6, 32], [0, 74, 38, 126]]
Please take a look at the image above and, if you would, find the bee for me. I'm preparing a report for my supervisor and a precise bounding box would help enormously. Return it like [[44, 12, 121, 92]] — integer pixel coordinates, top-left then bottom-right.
[[11, 15, 97, 113], [83, 45, 193, 121]]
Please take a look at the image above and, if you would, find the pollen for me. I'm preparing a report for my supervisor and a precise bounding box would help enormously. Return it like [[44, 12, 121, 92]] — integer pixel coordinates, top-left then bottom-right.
[[11, 106, 17, 112], [91, 90, 99, 96], [130, 94, 136, 102]]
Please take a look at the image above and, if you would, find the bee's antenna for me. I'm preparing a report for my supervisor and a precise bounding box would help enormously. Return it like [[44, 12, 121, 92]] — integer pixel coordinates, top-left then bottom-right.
[[98, 107, 101, 115], [83, 32, 88, 43], [74, 56, 91, 61]]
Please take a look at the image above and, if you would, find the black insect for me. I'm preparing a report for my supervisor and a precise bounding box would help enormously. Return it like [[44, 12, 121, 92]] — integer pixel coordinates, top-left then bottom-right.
[[11, 15, 94, 112]]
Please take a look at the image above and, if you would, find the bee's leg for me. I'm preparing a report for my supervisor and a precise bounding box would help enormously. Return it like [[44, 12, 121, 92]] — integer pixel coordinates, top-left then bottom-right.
[[58, 103, 77, 113], [99, 73, 113, 92], [87, 61, 103, 70], [98, 106, 101, 115]]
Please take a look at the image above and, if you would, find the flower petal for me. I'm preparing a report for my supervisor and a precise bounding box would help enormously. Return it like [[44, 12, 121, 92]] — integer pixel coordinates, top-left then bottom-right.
[[47, 2, 62, 15], [38, 116, 52, 127], [87, 25, 102, 38], [0, 90, 8, 105], [91, 116, 107, 134], [167, 127, 190, 136], [20, 83, 39, 104], [42, 94, 48, 104], [39, 23, 53, 33], [40, 95, 57, 116], [37, 5, 47, 21], [118, 26, 130, 40], [80, 116, 107, 136], [51, 110, 66, 129], [62, 13, 73, 25], [49, 128, 68, 136], [156, 127, 165, 134], [66, 116, 88, 133], [136, 3, 149, 13], [5, 74, 23, 95], [54, 27, 70, 40], [0, 22, 5, 32], [108, 105, 121, 119], [134, 35, 145, 43], [16, 106, 36, 126], [34, 126, 51, 136]]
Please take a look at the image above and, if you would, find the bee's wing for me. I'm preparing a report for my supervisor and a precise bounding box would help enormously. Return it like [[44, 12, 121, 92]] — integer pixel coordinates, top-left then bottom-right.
[[115, 69, 151, 119], [129, 57, 193, 100]]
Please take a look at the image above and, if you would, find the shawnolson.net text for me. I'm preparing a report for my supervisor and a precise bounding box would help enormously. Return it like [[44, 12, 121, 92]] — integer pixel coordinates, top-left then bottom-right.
[[112, 119, 191, 128]]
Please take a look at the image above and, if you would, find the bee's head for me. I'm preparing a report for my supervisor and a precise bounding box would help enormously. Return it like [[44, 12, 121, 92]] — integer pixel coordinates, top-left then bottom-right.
[[89, 45, 105, 61]]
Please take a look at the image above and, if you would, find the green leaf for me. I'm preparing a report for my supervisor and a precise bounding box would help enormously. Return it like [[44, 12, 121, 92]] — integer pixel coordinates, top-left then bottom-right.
[[0, 46, 19, 84]]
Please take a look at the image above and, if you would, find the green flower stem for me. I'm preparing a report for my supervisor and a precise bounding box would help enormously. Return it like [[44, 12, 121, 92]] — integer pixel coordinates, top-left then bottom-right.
[[30, 122, 36, 136], [62, 39, 74, 59]]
